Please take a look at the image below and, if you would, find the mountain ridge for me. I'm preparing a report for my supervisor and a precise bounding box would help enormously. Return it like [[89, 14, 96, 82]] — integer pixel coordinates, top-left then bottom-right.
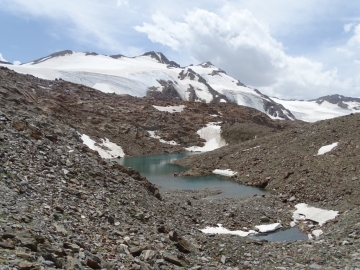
[[1, 50, 359, 122]]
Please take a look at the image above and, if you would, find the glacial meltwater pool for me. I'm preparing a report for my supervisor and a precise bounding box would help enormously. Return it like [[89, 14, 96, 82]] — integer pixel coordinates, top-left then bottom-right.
[[116, 152, 308, 242], [116, 152, 267, 199]]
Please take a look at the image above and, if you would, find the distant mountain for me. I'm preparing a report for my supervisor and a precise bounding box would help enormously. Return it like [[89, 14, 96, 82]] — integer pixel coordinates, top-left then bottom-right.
[[1, 50, 359, 121], [311, 94, 360, 110], [273, 95, 360, 122], [0, 60, 12, 65]]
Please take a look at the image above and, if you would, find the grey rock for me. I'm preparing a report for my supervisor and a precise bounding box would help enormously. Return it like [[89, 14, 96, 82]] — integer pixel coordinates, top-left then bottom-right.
[[163, 253, 183, 267], [260, 216, 270, 223]]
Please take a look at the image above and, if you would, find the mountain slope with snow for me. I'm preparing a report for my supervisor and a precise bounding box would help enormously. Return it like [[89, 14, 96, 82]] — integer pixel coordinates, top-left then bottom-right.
[[1, 50, 359, 122], [1, 50, 294, 119], [273, 96, 360, 122]]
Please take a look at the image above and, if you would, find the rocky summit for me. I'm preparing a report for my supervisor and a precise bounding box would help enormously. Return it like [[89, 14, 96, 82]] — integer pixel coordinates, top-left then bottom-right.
[[0, 66, 360, 270]]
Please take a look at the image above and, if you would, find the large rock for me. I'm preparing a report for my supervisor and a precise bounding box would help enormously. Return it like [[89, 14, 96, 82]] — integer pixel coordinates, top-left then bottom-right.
[[175, 237, 191, 253], [0, 240, 15, 249], [163, 253, 183, 267]]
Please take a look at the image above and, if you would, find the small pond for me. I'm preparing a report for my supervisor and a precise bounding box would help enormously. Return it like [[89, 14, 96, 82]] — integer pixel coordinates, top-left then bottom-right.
[[250, 227, 308, 242]]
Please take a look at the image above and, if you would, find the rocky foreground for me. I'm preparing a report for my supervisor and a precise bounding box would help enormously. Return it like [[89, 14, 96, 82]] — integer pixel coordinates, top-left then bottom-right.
[[0, 114, 359, 270], [0, 66, 359, 269]]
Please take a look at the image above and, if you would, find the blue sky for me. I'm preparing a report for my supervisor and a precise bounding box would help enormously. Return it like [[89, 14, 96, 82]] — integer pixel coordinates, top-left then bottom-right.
[[0, 0, 360, 99]]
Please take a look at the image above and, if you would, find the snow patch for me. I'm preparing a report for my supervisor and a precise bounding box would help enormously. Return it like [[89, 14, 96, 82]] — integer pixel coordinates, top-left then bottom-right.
[[201, 224, 256, 237], [312, 229, 323, 238], [148, 131, 178, 145], [293, 203, 338, 226], [153, 105, 185, 113], [317, 142, 338, 155], [201, 223, 282, 237], [213, 169, 237, 177], [255, 223, 282, 233], [80, 134, 125, 159], [185, 122, 226, 152]]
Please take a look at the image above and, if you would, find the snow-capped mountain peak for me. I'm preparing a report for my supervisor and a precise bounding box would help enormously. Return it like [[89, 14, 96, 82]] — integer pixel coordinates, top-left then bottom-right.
[[142, 51, 180, 68], [1, 50, 358, 122], [29, 50, 74, 65], [199, 61, 216, 68]]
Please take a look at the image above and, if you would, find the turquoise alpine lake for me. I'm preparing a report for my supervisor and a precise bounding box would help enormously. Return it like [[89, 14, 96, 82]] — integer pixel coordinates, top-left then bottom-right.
[[116, 152, 267, 199], [116, 152, 307, 242]]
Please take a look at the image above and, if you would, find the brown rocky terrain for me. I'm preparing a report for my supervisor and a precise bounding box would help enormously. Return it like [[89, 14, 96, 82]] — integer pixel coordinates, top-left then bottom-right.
[[0, 66, 359, 269]]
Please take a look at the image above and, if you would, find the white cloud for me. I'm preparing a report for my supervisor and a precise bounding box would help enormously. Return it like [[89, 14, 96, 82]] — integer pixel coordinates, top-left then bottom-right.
[[136, 7, 352, 99], [334, 24, 360, 84], [348, 24, 360, 47], [336, 47, 354, 57], [135, 12, 189, 51], [117, 0, 128, 6], [13, 60, 21, 65], [0, 53, 7, 62], [344, 23, 354, 33], [0, 0, 140, 55]]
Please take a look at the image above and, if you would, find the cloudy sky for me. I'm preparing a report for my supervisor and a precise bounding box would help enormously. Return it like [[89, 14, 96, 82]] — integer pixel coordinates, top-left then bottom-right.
[[1, 0, 360, 99]]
